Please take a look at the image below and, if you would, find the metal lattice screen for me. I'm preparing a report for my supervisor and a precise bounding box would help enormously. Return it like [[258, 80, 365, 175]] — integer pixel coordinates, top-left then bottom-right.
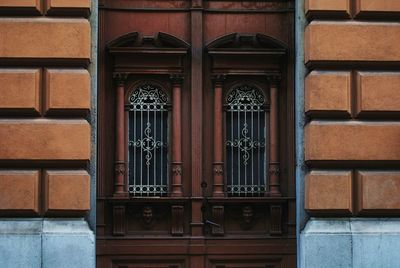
[[225, 85, 267, 196], [128, 84, 169, 196]]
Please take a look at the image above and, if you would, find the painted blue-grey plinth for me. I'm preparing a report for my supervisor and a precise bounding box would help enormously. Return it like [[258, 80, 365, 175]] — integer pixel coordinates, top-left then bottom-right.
[[0, 219, 42, 268], [42, 219, 95, 268], [0, 219, 94, 268], [301, 218, 400, 268]]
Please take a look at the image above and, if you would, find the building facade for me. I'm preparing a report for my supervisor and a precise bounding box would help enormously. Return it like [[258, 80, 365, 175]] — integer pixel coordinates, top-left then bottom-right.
[[0, 0, 400, 267]]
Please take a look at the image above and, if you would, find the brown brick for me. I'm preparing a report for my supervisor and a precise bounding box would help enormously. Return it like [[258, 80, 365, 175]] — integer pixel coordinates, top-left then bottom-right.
[[305, 0, 350, 18], [0, 119, 90, 161], [45, 0, 91, 16], [305, 22, 400, 64], [305, 170, 352, 214], [0, 0, 41, 15], [0, 18, 90, 61], [305, 121, 400, 162], [356, 72, 400, 116], [356, 0, 400, 16], [0, 170, 39, 215], [305, 71, 351, 117], [45, 69, 90, 114], [357, 171, 400, 213], [0, 69, 41, 115], [44, 170, 90, 215]]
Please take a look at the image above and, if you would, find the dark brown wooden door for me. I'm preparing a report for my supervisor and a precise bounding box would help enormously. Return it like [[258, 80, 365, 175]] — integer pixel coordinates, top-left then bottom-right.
[[97, 1, 296, 267]]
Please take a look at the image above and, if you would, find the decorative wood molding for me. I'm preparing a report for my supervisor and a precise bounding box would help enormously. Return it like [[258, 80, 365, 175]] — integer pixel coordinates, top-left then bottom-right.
[[266, 73, 282, 85], [240, 205, 256, 230], [212, 76, 225, 197], [191, 0, 203, 9], [211, 205, 224, 236], [113, 73, 128, 198], [113, 205, 126, 236], [267, 74, 282, 197], [140, 206, 156, 229], [269, 205, 282, 235], [211, 74, 226, 85], [107, 32, 190, 50], [170, 74, 184, 86], [113, 72, 129, 86], [171, 75, 184, 197], [206, 33, 287, 50], [171, 205, 184, 235]]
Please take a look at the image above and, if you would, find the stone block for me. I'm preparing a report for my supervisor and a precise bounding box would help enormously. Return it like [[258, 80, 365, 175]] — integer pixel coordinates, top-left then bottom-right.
[[305, 0, 350, 19], [0, 69, 41, 115], [305, 170, 353, 214], [305, 22, 400, 64], [0, 0, 42, 15], [0, 170, 40, 215], [44, 68, 91, 114], [305, 121, 400, 162], [0, 18, 90, 61], [42, 219, 95, 268], [356, 0, 400, 17], [45, 0, 91, 16], [305, 71, 351, 117], [44, 170, 90, 215], [356, 171, 400, 213], [0, 119, 91, 161], [356, 72, 400, 116]]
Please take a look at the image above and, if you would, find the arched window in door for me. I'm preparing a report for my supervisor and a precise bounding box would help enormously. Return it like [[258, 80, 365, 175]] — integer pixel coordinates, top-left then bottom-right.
[[225, 84, 268, 196], [127, 83, 170, 196]]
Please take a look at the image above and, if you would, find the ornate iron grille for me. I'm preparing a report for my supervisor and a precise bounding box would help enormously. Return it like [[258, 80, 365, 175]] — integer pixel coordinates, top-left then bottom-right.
[[225, 85, 267, 196], [128, 84, 169, 196]]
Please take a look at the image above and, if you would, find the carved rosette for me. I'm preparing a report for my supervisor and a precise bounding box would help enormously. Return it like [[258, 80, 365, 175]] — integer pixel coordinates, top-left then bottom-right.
[[171, 162, 183, 196], [114, 162, 126, 176], [213, 165, 224, 176], [172, 165, 182, 176], [268, 164, 280, 176]]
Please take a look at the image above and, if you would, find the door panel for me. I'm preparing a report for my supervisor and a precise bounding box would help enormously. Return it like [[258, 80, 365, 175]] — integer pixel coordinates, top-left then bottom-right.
[[97, 0, 296, 267]]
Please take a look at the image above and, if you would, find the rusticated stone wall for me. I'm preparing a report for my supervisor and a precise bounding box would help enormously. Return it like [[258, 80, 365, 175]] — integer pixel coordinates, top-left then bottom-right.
[[305, 0, 400, 216], [0, 0, 92, 217]]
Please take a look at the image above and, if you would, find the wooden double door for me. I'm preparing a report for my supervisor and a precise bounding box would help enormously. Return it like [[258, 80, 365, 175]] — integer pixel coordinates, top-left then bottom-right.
[[97, 0, 296, 267]]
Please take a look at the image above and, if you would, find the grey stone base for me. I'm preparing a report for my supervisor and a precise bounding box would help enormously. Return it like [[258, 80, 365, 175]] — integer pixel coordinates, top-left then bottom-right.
[[300, 218, 400, 268], [0, 219, 94, 268]]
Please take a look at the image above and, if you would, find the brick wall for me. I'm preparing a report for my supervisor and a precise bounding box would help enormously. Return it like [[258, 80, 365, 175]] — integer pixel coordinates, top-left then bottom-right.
[[0, 0, 92, 217], [304, 0, 400, 216]]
